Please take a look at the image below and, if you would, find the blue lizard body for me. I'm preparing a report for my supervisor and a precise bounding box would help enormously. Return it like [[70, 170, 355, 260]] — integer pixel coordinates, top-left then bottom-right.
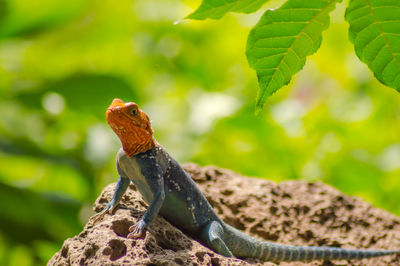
[[91, 99, 400, 262], [117, 147, 220, 235]]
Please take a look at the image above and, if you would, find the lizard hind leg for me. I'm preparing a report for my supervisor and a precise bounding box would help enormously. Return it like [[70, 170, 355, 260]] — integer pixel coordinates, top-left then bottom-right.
[[201, 221, 233, 257]]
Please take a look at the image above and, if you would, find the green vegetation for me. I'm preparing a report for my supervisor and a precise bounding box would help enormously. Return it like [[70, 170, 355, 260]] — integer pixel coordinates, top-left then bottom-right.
[[247, 0, 341, 111], [191, 0, 400, 111], [346, 0, 400, 93], [0, 0, 399, 265]]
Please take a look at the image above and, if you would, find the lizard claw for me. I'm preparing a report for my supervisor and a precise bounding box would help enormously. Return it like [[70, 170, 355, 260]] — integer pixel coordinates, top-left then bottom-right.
[[89, 202, 115, 225], [127, 219, 147, 239]]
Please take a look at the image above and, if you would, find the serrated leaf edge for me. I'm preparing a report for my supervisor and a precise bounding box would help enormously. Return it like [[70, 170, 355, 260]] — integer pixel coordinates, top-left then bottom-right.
[[249, 0, 339, 112]]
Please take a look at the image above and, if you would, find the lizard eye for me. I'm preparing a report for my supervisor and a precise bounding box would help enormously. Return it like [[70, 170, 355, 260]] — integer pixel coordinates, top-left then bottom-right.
[[130, 108, 138, 116]]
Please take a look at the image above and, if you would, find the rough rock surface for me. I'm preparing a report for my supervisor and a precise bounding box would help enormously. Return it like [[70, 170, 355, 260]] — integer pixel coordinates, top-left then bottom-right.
[[49, 163, 400, 265]]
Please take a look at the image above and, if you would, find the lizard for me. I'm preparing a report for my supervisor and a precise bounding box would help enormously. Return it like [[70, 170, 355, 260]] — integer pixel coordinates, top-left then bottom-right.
[[90, 98, 400, 262]]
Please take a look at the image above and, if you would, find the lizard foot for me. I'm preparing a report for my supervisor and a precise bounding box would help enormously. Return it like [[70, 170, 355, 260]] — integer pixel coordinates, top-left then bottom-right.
[[89, 202, 116, 225], [127, 219, 147, 239]]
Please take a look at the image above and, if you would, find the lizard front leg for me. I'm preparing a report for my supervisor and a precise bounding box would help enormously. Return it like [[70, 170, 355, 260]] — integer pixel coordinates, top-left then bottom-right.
[[90, 175, 130, 224], [128, 165, 165, 238]]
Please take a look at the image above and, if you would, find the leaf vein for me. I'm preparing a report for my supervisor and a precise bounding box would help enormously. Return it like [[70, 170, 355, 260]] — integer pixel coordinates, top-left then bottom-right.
[[254, 35, 296, 46], [347, 4, 368, 15], [302, 30, 316, 47], [245, 0, 266, 11], [370, 43, 386, 65], [364, 0, 400, 71], [261, 0, 336, 95], [381, 57, 394, 75], [289, 47, 301, 62], [355, 19, 400, 40], [253, 52, 286, 60], [393, 71, 400, 85], [371, 5, 400, 10], [361, 32, 386, 56]]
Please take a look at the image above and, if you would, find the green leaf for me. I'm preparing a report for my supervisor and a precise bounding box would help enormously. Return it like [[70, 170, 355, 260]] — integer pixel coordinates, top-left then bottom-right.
[[246, 0, 341, 112], [346, 0, 400, 92], [188, 0, 271, 20]]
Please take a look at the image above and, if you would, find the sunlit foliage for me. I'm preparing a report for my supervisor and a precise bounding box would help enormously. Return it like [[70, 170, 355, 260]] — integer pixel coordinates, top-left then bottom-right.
[[191, 0, 400, 111]]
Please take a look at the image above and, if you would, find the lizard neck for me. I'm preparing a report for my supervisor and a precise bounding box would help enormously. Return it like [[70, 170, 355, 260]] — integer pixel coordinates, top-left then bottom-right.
[[119, 130, 156, 157]]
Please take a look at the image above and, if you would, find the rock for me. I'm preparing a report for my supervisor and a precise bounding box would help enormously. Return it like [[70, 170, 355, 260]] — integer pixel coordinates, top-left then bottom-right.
[[49, 163, 400, 265]]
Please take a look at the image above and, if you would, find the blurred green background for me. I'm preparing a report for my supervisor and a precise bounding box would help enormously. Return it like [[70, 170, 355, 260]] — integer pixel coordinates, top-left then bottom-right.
[[0, 0, 399, 265]]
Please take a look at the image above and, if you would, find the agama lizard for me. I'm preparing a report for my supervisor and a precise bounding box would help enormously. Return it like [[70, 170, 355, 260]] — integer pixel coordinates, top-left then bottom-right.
[[91, 98, 400, 262]]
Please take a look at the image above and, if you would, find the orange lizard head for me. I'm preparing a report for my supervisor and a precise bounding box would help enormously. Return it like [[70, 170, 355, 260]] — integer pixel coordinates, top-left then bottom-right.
[[106, 98, 155, 156]]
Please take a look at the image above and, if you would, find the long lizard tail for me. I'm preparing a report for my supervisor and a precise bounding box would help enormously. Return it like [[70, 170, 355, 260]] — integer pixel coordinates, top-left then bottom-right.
[[223, 224, 399, 261], [249, 242, 398, 261]]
